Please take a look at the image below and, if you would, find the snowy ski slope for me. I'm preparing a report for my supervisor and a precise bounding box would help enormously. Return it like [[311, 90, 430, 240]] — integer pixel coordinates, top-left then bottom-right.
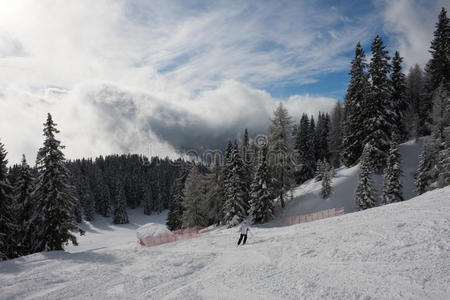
[[1, 186, 449, 300]]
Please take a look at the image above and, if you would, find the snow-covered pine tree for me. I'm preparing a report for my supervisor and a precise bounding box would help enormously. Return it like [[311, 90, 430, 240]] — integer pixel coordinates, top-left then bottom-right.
[[426, 7, 450, 92], [366, 35, 392, 171], [432, 81, 450, 188], [316, 112, 330, 162], [321, 160, 332, 199], [113, 180, 129, 224], [342, 42, 369, 167], [248, 146, 274, 224], [294, 114, 315, 183], [314, 159, 325, 181], [328, 101, 343, 168], [309, 115, 317, 168], [422, 8, 450, 137], [267, 103, 293, 208], [223, 141, 248, 227], [81, 176, 95, 221], [355, 144, 377, 210], [241, 128, 253, 197], [391, 51, 408, 141], [205, 153, 225, 225], [405, 64, 425, 139], [33, 113, 79, 251], [182, 166, 206, 228], [14, 155, 36, 256], [415, 141, 438, 195], [0, 141, 17, 260], [382, 133, 404, 205], [167, 164, 190, 230]]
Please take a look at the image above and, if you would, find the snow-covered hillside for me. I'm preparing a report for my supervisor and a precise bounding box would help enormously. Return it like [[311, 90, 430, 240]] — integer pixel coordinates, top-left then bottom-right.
[[278, 138, 426, 222], [1, 186, 449, 300]]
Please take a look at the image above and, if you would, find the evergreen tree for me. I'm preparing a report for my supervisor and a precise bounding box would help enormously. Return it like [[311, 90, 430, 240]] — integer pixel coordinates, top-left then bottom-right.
[[355, 144, 377, 210], [0, 141, 17, 260], [390, 51, 407, 140], [328, 101, 343, 168], [321, 160, 332, 199], [294, 114, 315, 183], [223, 141, 248, 226], [80, 176, 95, 221], [426, 7, 450, 92], [267, 103, 293, 208], [316, 112, 330, 161], [113, 181, 129, 224], [415, 142, 438, 195], [167, 164, 190, 230], [205, 153, 225, 225], [33, 113, 79, 251], [314, 159, 325, 182], [405, 65, 425, 139], [14, 155, 36, 255], [342, 42, 369, 167], [143, 185, 152, 215], [248, 147, 274, 224], [182, 166, 206, 228], [366, 35, 392, 171], [382, 134, 403, 204]]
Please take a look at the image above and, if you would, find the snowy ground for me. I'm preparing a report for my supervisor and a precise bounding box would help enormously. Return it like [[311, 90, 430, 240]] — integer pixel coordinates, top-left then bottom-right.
[[1, 186, 449, 299], [278, 138, 425, 221]]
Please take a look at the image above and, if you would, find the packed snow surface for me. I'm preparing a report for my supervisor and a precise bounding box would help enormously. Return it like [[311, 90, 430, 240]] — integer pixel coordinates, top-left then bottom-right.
[[136, 223, 172, 239], [1, 186, 449, 299]]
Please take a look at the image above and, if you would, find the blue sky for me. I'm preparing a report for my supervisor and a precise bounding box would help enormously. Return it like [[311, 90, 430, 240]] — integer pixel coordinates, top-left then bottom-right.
[[0, 0, 447, 162]]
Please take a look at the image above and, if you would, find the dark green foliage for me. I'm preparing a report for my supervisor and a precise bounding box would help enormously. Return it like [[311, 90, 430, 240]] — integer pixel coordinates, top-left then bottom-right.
[[249, 147, 274, 224], [33, 113, 79, 251], [355, 144, 377, 210], [342, 42, 369, 167], [382, 134, 404, 204], [113, 181, 129, 224], [0, 142, 17, 260]]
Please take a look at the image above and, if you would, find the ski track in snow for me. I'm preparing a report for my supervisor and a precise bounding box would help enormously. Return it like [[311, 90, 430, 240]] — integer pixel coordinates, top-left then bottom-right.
[[1, 186, 449, 300]]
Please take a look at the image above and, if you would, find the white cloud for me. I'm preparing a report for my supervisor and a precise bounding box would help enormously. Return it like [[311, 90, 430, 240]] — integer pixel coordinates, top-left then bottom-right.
[[380, 0, 448, 68], [0, 1, 374, 163]]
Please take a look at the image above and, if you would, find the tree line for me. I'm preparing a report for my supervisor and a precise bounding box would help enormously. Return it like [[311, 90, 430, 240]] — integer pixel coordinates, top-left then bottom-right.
[[1, 7, 448, 261]]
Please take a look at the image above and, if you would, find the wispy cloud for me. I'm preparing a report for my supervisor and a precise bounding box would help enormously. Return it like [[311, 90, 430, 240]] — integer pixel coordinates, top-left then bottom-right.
[[0, 0, 441, 163]]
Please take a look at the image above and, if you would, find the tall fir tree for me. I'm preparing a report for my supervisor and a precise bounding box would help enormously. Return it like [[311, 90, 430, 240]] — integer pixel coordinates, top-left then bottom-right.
[[328, 101, 343, 168], [14, 155, 36, 256], [294, 114, 315, 183], [248, 146, 274, 224], [320, 160, 332, 199], [426, 7, 450, 92], [223, 141, 248, 226], [315, 112, 330, 162], [267, 103, 293, 208], [0, 141, 17, 260], [205, 153, 225, 225], [182, 166, 206, 228], [382, 134, 404, 205], [167, 164, 190, 230], [366, 35, 392, 171], [355, 144, 377, 210], [113, 180, 129, 224], [342, 42, 369, 167], [405, 65, 425, 139], [415, 142, 438, 195], [390, 51, 407, 140], [33, 114, 79, 251]]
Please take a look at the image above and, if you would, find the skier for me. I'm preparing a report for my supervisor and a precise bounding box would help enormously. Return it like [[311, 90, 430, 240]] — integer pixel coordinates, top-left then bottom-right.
[[237, 220, 250, 246]]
